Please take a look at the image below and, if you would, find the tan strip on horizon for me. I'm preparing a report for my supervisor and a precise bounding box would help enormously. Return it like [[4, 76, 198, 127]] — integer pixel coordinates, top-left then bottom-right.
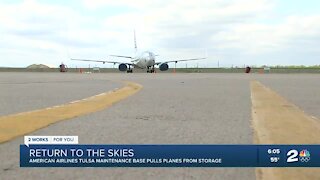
[[0, 81, 142, 144], [251, 80, 320, 180]]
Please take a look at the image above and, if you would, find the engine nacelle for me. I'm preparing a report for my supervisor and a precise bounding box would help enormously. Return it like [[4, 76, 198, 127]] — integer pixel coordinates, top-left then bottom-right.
[[159, 63, 169, 71], [118, 63, 127, 71]]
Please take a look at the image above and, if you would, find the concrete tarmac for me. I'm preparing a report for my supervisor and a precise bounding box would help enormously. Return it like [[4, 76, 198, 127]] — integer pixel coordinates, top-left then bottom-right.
[[255, 74, 320, 118], [0, 72, 121, 116], [0, 72, 319, 180]]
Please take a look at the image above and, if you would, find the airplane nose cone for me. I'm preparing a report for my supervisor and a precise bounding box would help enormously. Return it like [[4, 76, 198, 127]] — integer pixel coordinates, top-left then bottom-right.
[[147, 56, 152, 61]]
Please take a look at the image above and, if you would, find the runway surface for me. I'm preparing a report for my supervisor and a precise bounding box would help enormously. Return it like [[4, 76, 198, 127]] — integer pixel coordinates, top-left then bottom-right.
[[255, 74, 320, 118], [0, 72, 319, 180], [0, 72, 121, 116]]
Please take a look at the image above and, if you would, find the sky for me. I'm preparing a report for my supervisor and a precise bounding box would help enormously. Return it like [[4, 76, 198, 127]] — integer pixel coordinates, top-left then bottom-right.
[[0, 0, 320, 68]]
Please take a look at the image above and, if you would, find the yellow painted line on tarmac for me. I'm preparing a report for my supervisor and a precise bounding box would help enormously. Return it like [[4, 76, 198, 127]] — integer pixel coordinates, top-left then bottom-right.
[[0, 81, 142, 144], [251, 80, 320, 180]]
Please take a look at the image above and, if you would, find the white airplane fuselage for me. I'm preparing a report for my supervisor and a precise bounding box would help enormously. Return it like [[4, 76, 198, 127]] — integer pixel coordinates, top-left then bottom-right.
[[71, 31, 206, 73], [132, 51, 156, 69]]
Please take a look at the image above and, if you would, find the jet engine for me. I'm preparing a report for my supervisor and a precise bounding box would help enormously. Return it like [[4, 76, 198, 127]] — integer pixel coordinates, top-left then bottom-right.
[[159, 63, 169, 71], [118, 63, 127, 71]]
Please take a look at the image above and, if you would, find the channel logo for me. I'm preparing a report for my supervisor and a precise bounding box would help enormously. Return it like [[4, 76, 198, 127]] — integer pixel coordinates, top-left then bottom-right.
[[299, 149, 310, 162]]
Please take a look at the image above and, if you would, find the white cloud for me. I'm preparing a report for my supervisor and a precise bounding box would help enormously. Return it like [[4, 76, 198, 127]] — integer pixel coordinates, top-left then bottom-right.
[[212, 15, 320, 55], [0, 0, 319, 67]]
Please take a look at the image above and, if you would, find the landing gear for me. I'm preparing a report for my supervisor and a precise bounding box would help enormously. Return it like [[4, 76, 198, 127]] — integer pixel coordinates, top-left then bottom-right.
[[147, 66, 156, 73], [127, 65, 133, 73]]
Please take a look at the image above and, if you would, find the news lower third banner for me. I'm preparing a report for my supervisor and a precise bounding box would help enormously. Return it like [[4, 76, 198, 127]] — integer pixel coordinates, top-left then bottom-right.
[[20, 137, 320, 167]]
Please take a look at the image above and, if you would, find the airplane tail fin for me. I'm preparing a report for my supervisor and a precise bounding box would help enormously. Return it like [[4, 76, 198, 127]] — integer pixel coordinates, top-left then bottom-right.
[[134, 30, 137, 54]]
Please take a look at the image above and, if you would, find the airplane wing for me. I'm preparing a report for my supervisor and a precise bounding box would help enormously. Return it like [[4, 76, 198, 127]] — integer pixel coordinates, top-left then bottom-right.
[[109, 55, 133, 59], [155, 57, 207, 65], [71, 58, 134, 65]]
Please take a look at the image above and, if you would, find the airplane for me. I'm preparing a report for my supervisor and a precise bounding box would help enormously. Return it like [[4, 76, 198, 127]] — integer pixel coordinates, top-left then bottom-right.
[[71, 31, 206, 73]]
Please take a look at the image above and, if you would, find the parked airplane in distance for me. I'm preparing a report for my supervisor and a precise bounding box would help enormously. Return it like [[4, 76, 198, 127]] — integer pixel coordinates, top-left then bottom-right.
[[71, 31, 206, 73]]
